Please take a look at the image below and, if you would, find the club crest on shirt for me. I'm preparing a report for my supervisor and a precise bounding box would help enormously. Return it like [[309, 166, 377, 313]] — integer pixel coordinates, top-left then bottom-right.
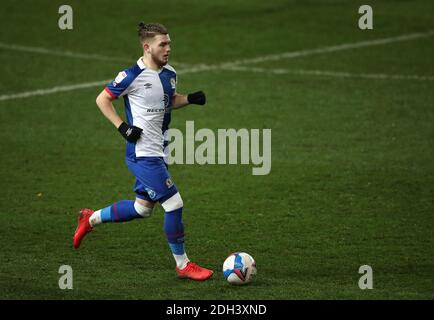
[[163, 93, 170, 108], [162, 94, 172, 113], [170, 78, 176, 89]]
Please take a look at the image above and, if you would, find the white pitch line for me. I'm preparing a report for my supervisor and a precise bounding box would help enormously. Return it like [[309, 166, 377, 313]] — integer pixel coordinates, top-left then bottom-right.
[[0, 80, 111, 101], [177, 30, 434, 74], [221, 65, 434, 81], [1, 30, 433, 102], [3, 67, 431, 103], [219, 30, 434, 66], [0, 41, 191, 67], [0, 42, 132, 63]]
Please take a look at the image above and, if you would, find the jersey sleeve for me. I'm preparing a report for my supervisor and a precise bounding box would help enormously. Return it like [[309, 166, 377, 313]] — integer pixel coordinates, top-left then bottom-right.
[[104, 69, 133, 99]]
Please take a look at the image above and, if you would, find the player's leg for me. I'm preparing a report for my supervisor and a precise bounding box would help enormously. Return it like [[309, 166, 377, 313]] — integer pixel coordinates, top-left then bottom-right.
[[73, 186, 155, 249], [126, 158, 189, 268], [160, 191, 213, 281], [88, 197, 154, 226], [160, 192, 188, 268], [134, 157, 213, 280]]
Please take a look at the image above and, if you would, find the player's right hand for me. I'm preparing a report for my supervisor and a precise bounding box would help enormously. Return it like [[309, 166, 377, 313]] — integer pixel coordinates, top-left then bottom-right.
[[117, 122, 143, 142]]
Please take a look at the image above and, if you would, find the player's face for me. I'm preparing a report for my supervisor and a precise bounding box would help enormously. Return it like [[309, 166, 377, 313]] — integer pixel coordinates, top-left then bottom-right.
[[149, 34, 171, 66]]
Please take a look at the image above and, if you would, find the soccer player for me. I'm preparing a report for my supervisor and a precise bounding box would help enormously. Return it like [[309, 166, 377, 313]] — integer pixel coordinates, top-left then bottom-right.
[[73, 22, 213, 281]]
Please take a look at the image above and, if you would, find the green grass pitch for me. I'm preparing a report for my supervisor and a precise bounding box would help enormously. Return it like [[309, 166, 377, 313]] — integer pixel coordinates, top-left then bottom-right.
[[0, 0, 433, 299]]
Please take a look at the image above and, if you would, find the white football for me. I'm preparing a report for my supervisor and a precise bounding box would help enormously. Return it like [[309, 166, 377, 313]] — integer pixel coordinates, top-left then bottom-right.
[[223, 252, 257, 285]]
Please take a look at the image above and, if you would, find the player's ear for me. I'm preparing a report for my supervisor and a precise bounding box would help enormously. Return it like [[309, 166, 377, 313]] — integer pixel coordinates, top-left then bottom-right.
[[143, 42, 151, 54]]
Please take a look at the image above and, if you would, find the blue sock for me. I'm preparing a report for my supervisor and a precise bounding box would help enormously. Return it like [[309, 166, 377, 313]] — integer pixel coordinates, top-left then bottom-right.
[[164, 207, 185, 255], [100, 200, 143, 223]]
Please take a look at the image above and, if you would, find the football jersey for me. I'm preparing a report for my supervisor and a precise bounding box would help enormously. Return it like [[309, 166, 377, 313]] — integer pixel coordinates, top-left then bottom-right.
[[105, 58, 176, 160]]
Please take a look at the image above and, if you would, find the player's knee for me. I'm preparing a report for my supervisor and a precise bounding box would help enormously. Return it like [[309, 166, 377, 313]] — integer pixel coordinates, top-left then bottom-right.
[[134, 201, 153, 218], [161, 192, 183, 212]]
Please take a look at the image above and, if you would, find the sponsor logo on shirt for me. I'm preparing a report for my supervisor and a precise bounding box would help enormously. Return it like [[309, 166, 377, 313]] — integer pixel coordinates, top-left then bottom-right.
[[113, 71, 127, 87], [147, 108, 166, 113]]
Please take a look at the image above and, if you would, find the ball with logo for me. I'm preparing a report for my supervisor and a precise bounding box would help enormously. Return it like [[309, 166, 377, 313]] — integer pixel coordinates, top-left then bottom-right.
[[223, 252, 257, 285]]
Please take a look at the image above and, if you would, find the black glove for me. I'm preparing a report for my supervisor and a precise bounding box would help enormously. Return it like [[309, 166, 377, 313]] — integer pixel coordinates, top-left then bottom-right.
[[187, 91, 206, 105], [117, 122, 143, 142]]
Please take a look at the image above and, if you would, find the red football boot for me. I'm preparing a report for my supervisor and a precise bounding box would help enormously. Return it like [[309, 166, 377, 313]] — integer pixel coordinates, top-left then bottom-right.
[[176, 262, 214, 281], [73, 208, 94, 249]]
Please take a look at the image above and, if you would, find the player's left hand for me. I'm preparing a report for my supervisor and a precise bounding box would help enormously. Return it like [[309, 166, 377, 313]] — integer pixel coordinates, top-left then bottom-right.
[[187, 91, 206, 105]]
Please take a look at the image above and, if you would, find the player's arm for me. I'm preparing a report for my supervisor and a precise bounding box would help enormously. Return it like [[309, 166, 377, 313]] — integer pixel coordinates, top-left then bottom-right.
[[95, 89, 142, 142], [172, 91, 206, 109], [96, 90, 123, 128]]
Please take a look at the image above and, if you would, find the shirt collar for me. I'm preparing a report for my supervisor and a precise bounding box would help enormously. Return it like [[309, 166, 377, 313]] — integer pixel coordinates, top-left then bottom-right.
[[137, 57, 146, 70]]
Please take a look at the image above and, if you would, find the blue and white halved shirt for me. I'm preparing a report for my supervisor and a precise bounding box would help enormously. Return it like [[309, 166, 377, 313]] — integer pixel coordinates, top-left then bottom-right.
[[105, 58, 176, 160]]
